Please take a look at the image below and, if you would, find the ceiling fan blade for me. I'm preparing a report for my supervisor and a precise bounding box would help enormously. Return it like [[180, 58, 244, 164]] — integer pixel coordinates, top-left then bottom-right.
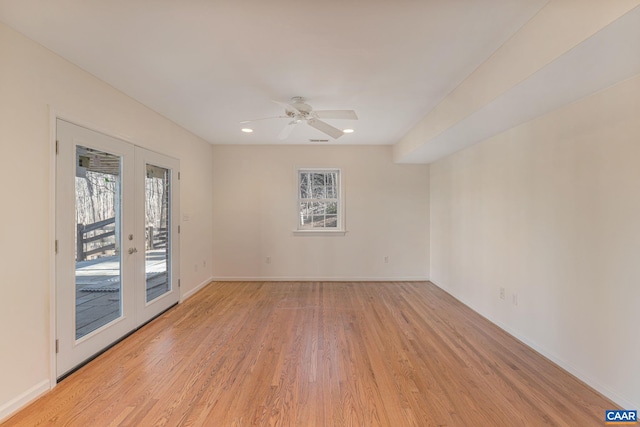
[[307, 119, 344, 139], [273, 100, 301, 115], [240, 116, 288, 124], [314, 110, 358, 120], [278, 121, 297, 140]]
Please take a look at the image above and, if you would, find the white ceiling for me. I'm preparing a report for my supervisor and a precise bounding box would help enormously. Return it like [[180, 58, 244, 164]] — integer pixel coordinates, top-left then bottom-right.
[[0, 0, 549, 146]]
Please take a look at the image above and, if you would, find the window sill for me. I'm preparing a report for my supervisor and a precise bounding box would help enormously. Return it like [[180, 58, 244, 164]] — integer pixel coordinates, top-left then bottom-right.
[[292, 230, 347, 236]]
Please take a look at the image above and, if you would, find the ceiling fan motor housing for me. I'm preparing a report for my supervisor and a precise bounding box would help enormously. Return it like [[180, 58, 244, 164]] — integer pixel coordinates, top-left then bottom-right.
[[289, 96, 313, 116]]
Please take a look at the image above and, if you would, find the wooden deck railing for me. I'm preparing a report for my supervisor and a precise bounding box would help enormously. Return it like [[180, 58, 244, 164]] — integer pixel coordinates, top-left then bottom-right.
[[77, 217, 116, 261], [76, 218, 168, 261], [146, 226, 168, 249]]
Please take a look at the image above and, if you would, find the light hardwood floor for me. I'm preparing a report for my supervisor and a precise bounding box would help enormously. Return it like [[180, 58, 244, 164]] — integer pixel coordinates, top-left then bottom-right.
[[3, 281, 617, 426]]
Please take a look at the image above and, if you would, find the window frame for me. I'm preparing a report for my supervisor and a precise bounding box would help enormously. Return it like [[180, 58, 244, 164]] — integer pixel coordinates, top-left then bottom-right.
[[294, 168, 345, 235]]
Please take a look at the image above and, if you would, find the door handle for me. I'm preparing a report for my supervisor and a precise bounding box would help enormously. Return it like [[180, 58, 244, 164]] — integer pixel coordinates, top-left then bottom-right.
[[128, 247, 138, 254]]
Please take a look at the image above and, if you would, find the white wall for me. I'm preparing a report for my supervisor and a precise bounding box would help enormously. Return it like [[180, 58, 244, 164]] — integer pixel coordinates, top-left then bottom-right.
[[0, 22, 213, 419], [429, 73, 640, 409], [212, 145, 429, 280]]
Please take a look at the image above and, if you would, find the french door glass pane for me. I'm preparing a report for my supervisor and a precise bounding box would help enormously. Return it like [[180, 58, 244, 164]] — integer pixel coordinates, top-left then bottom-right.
[[75, 146, 122, 339], [145, 164, 171, 302]]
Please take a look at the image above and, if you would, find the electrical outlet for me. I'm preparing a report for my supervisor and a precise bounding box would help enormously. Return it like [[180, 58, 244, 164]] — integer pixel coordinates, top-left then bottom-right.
[[499, 287, 505, 300], [512, 293, 518, 306]]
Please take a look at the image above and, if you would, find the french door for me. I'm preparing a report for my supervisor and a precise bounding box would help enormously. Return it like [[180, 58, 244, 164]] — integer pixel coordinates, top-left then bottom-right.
[[55, 119, 180, 378]]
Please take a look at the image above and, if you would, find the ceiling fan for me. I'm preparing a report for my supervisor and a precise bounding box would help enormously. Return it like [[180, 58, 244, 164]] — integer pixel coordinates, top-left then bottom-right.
[[241, 96, 358, 140]]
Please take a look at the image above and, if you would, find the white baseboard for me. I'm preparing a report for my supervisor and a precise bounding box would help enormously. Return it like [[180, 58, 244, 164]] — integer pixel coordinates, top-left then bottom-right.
[[181, 276, 214, 302], [0, 379, 50, 423], [211, 276, 429, 282], [429, 280, 638, 410]]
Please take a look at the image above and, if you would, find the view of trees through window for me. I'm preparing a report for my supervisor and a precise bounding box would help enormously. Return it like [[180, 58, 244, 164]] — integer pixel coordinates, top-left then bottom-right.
[[298, 170, 340, 229], [145, 165, 169, 253], [75, 154, 169, 262], [75, 149, 120, 262]]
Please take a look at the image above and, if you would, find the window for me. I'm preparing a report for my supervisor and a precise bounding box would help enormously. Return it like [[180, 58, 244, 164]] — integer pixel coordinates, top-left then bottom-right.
[[297, 169, 343, 231]]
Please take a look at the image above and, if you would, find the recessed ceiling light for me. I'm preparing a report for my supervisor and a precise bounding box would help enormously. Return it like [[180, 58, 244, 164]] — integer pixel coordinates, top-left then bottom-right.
[[343, 129, 355, 134], [241, 128, 253, 133]]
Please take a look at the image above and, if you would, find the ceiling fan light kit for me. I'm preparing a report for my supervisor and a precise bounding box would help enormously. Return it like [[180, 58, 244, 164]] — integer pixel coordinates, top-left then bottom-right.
[[241, 96, 358, 140]]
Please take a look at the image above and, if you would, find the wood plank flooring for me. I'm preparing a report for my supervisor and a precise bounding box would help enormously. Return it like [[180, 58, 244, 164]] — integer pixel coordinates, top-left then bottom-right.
[[3, 281, 617, 426]]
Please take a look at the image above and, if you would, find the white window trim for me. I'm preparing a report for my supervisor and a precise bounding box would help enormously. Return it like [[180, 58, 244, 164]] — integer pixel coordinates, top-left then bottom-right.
[[292, 229, 347, 236], [293, 167, 346, 235]]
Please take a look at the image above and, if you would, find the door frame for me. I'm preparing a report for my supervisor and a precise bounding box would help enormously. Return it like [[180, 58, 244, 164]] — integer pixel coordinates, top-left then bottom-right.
[[49, 110, 181, 387]]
